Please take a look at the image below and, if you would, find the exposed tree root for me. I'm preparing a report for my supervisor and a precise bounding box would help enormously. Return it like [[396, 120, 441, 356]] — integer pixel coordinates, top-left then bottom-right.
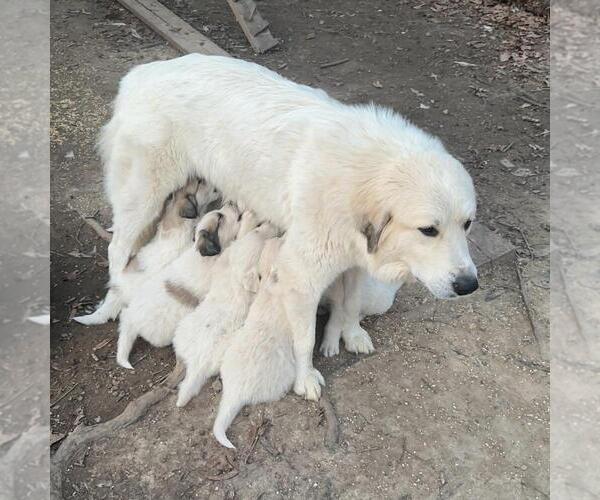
[[51, 365, 183, 499], [319, 392, 339, 449]]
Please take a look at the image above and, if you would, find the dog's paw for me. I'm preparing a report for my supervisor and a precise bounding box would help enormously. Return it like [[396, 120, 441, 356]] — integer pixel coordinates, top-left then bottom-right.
[[319, 336, 340, 357], [293, 368, 325, 401], [343, 325, 375, 355]]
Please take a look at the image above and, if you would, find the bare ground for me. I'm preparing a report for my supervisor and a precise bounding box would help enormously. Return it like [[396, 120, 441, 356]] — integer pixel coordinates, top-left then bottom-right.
[[50, 0, 549, 497]]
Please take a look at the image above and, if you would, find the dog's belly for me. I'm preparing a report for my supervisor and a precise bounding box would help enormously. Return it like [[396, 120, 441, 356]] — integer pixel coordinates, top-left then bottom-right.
[[123, 54, 334, 230]]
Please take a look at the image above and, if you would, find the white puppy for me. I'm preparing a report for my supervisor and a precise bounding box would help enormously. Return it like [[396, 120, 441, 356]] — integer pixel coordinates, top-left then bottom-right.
[[102, 54, 478, 400], [173, 220, 279, 408], [115, 204, 244, 369], [191, 237, 293, 449], [74, 177, 219, 325]]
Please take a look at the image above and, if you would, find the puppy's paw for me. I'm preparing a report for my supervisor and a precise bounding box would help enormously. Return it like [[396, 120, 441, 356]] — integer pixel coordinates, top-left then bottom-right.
[[294, 368, 325, 401], [319, 336, 340, 357], [343, 325, 375, 355]]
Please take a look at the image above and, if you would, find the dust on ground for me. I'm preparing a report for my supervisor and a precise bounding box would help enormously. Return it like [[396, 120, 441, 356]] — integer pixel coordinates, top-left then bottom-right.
[[50, 0, 549, 497]]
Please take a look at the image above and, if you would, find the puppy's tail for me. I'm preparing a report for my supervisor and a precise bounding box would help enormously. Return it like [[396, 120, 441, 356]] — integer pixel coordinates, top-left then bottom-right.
[[73, 288, 122, 325], [213, 392, 245, 449]]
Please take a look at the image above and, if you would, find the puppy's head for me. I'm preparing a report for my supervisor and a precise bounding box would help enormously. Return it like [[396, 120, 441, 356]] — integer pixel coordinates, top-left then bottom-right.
[[357, 150, 478, 299], [194, 203, 242, 256]]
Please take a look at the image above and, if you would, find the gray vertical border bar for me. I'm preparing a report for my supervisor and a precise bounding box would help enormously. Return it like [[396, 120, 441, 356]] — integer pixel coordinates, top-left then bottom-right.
[[551, 0, 600, 498], [0, 0, 50, 498]]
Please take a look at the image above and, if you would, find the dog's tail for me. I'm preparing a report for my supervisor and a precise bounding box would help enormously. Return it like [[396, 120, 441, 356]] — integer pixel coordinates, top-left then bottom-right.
[[213, 392, 245, 449], [73, 288, 122, 325]]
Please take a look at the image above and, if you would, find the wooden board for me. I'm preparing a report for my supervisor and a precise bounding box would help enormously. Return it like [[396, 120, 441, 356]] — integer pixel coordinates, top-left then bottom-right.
[[468, 221, 515, 267], [116, 0, 230, 56], [225, 0, 278, 53]]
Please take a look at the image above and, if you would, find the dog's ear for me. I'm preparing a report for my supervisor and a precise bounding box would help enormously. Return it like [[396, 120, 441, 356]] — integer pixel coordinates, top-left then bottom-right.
[[179, 194, 199, 219], [242, 269, 260, 293], [197, 228, 221, 256], [362, 213, 392, 253]]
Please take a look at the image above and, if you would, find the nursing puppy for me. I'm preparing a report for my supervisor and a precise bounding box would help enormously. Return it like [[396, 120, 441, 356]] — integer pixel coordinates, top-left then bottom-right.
[[102, 54, 478, 400], [173, 220, 279, 408], [74, 177, 219, 325], [208, 237, 293, 449], [115, 204, 243, 369]]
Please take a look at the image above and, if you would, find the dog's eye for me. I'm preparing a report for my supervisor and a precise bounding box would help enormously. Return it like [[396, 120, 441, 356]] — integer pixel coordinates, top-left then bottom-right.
[[464, 220, 472, 230], [418, 226, 439, 237]]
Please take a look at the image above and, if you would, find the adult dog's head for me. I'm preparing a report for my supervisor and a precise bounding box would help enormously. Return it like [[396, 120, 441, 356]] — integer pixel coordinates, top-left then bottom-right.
[[357, 149, 478, 299]]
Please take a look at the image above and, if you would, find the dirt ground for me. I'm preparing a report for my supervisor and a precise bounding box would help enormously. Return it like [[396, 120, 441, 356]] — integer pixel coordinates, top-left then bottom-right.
[[50, 0, 549, 497]]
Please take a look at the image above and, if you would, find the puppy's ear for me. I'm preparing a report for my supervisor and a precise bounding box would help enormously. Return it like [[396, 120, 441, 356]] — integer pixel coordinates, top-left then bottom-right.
[[196, 228, 221, 256], [179, 194, 199, 219], [242, 269, 260, 293], [362, 213, 392, 253]]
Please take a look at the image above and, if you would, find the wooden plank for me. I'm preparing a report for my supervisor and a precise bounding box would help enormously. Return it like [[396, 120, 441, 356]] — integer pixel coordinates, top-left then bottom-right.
[[225, 0, 278, 53], [468, 221, 515, 267], [116, 0, 230, 57]]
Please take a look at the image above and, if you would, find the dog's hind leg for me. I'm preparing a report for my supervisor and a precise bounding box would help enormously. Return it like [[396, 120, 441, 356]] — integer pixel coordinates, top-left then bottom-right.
[[108, 156, 181, 284]]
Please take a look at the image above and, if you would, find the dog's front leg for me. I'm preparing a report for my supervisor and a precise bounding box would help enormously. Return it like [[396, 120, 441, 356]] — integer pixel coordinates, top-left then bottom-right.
[[339, 268, 375, 354], [284, 288, 325, 401]]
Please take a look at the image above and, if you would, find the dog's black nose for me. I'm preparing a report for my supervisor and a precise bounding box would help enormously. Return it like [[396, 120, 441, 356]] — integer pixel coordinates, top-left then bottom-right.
[[452, 275, 479, 296]]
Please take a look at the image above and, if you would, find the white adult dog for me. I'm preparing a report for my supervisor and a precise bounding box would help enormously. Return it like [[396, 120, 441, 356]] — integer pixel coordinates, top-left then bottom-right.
[[101, 54, 478, 400], [115, 204, 245, 369]]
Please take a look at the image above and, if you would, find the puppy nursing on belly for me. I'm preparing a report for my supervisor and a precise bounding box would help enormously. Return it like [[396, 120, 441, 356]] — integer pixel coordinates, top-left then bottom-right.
[[174, 236, 296, 449], [173, 219, 278, 407], [74, 177, 219, 325], [115, 204, 244, 369]]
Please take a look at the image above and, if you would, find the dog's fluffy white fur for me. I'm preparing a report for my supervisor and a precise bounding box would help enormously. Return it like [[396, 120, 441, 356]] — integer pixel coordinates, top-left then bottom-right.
[[173, 220, 279, 408], [115, 204, 244, 369], [103, 54, 478, 399], [74, 178, 219, 325]]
